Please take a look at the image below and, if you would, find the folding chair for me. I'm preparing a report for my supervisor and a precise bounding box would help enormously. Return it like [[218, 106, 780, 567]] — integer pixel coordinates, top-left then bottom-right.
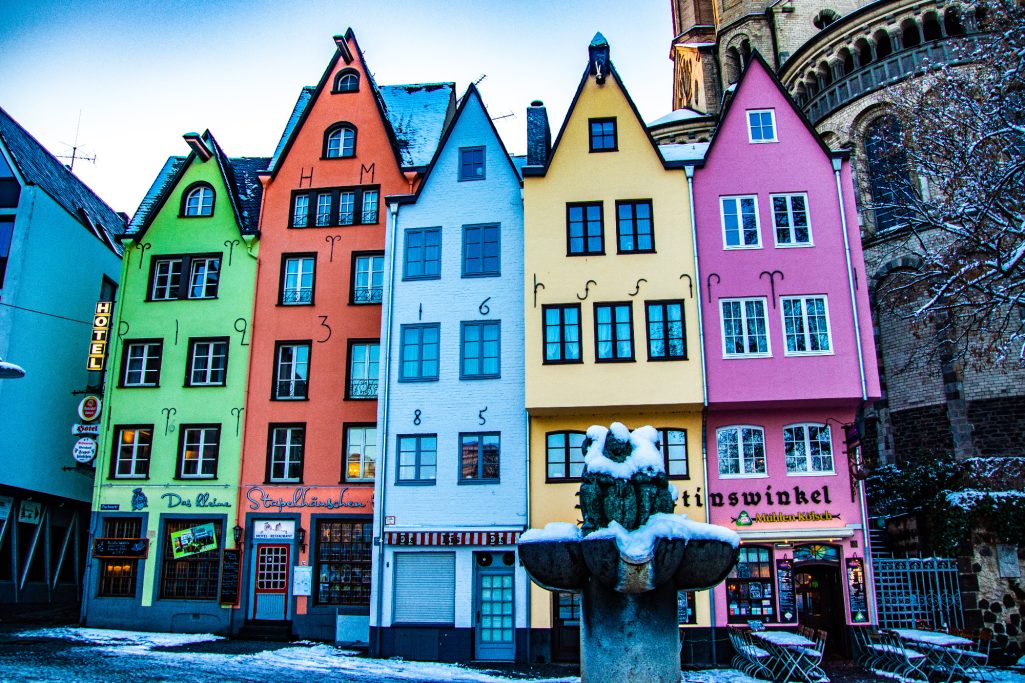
[[874, 630, 929, 682], [729, 627, 774, 680]]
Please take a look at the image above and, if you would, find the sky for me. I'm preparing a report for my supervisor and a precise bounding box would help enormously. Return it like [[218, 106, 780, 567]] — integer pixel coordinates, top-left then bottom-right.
[[0, 0, 675, 215]]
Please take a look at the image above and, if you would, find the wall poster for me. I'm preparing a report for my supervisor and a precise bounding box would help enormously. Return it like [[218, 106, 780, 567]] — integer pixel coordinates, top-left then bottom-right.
[[171, 523, 218, 559]]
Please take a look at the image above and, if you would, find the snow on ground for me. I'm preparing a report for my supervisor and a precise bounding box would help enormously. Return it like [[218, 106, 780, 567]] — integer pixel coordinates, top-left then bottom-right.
[[26, 626, 222, 648]]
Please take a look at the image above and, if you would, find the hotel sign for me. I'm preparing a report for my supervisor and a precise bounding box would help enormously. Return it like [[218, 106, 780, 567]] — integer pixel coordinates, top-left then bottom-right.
[[86, 301, 112, 372]]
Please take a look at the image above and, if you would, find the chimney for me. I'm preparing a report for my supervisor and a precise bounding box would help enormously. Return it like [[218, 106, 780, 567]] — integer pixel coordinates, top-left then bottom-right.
[[183, 132, 213, 161], [526, 100, 551, 167], [589, 32, 610, 84]]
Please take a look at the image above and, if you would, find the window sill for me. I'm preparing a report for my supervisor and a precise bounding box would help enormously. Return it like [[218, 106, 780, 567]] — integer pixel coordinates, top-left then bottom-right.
[[110, 476, 150, 481], [785, 470, 837, 477], [722, 353, 772, 360], [774, 242, 815, 249], [266, 480, 303, 485], [783, 350, 834, 357], [272, 397, 310, 402], [184, 383, 227, 388], [722, 244, 763, 251], [458, 479, 500, 486], [617, 249, 657, 255], [748, 139, 779, 144], [542, 359, 584, 365], [565, 251, 606, 257], [459, 374, 501, 381], [595, 358, 636, 364], [401, 275, 441, 282], [119, 384, 160, 389], [461, 272, 501, 279], [718, 473, 769, 480], [457, 176, 486, 182], [174, 476, 217, 481], [647, 355, 688, 362], [545, 477, 583, 484], [395, 480, 436, 486]]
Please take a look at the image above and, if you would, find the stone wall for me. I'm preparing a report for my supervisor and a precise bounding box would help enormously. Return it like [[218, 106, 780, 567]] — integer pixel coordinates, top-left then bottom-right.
[[967, 398, 1025, 458], [889, 404, 953, 462], [960, 534, 1025, 664]]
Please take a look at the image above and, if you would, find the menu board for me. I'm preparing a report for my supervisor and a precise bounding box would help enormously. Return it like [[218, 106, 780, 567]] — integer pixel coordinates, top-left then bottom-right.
[[219, 549, 241, 606], [92, 538, 149, 559], [846, 557, 869, 623], [776, 558, 797, 624]]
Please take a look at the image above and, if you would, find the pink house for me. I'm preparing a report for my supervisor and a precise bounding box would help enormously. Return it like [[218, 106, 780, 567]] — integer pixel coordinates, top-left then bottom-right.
[[689, 54, 881, 654]]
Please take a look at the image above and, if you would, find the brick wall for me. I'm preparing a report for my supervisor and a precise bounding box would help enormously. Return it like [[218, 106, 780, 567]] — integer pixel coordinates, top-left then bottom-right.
[[967, 398, 1025, 457]]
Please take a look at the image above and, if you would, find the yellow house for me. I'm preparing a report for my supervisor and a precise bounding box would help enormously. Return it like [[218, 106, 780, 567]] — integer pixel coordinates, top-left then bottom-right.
[[522, 34, 708, 661]]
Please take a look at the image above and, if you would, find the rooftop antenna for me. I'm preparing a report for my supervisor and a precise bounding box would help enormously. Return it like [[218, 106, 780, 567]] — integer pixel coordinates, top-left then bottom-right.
[[473, 74, 487, 86], [57, 110, 96, 172], [490, 111, 515, 121]]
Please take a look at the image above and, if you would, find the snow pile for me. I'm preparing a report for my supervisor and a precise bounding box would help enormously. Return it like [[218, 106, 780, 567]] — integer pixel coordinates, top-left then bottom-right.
[[26, 627, 222, 648], [583, 423, 666, 479], [586, 513, 740, 562], [520, 522, 583, 544], [946, 489, 1025, 509]]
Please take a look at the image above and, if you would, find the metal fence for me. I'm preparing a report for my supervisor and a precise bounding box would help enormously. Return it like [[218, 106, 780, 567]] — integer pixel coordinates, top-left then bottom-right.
[[874, 557, 963, 629]]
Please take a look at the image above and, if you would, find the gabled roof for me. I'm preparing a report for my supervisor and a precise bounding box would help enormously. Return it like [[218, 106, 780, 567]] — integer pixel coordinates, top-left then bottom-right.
[[387, 83, 522, 206], [263, 28, 455, 177], [0, 107, 126, 255], [700, 51, 845, 166], [522, 50, 686, 177], [127, 130, 268, 241]]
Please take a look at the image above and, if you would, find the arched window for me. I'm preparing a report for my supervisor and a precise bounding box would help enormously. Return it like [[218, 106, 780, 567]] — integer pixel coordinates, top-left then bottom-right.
[[333, 69, 359, 93], [784, 423, 834, 473], [740, 40, 752, 68], [864, 115, 913, 232], [944, 8, 965, 36], [324, 124, 356, 159], [818, 61, 833, 88], [181, 183, 214, 217], [725, 46, 742, 84], [922, 12, 943, 41], [900, 19, 921, 49], [873, 30, 893, 59], [838, 48, 856, 75], [855, 38, 874, 66], [813, 9, 840, 30]]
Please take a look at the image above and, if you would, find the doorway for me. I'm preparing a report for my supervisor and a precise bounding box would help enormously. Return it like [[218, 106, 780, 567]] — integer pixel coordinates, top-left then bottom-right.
[[794, 563, 846, 657], [252, 543, 290, 621], [474, 553, 516, 661], [551, 591, 580, 662]]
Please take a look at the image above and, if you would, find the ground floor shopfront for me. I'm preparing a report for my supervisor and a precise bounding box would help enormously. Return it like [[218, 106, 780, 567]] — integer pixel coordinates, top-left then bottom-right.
[[370, 531, 528, 663]]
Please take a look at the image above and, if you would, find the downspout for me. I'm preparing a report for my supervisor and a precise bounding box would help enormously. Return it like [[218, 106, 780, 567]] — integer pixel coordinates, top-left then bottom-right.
[[374, 200, 401, 657], [685, 165, 715, 663], [832, 157, 867, 401]]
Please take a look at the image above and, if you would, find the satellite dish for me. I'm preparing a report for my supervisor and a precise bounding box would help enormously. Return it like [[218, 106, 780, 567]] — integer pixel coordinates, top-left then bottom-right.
[[0, 360, 26, 379]]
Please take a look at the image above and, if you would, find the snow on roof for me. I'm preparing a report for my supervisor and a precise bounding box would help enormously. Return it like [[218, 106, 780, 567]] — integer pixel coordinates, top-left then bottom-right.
[[659, 142, 709, 162], [946, 489, 1025, 510], [268, 86, 315, 173], [648, 108, 710, 128], [128, 156, 185, 233], [0, 106, 126, 251], [379, 83, 454, 169]]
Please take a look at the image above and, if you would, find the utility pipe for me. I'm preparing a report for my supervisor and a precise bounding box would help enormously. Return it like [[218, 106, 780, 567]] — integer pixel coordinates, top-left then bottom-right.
[[832, 157, 868, 401]]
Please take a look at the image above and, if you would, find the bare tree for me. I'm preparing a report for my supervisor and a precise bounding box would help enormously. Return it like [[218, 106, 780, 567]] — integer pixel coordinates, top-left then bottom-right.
[[873, 0, 1025, 363]]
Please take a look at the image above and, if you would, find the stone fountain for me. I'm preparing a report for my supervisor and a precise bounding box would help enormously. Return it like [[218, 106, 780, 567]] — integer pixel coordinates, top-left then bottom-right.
[[519, 423, 739, 682]]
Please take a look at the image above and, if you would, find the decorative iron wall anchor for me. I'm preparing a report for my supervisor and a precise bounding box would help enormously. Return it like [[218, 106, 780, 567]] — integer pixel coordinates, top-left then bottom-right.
[[628, 278, 647, 297], [679, 274, 693, 299], [759, 270, 785, 308], [576, 280, 597, 301], [325, 235, 341, 262], [533, 274, 545, 308], [223, 239, 240, 266], [706, 273, 720, 303]]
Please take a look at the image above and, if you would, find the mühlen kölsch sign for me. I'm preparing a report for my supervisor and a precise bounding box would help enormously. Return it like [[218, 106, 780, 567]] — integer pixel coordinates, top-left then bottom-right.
[[246, 486, 368, 512]]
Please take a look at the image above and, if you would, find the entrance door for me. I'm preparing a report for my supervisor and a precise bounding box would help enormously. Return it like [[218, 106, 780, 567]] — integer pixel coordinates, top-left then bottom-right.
[[253, 544, 290, 621], [552, 592, 580, 662], [795, 565, 845, 657], [475, 566, 515, 661]]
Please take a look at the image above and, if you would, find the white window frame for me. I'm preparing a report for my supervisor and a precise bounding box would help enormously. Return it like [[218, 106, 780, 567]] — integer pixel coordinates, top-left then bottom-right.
[[338, 191, 355, 225], [770, 193, 813, 247], [353, 254, 383, 304], [275, 343, 310, 400], [283, 257, 315, 305], [747, 109, 778, 143], [188, 340, 228, 386], [716, 425, 768, 478], [348, 342, 379, 399], [293, 194, 309, 227], [179, 426, 219, 479], [719, 195, 761, 249], [269, 426, 304, 483], [361, 189, 379, 224], [780, 295, 833, 356], [123, 341, 161, 387], [184, 186, 214, 216], [719, 297, 771, 358], [783, 423, 835, 476], [150, 258, 182, 300], [113, 427, 152, 479], [188, 257, 220, 299]]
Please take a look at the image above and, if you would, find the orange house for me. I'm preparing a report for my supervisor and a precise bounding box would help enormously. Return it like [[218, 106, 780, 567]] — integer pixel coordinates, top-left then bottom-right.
[[238, 29, 453, 642]]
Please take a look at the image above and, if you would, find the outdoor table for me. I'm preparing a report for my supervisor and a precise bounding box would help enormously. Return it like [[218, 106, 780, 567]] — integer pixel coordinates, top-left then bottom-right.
[[750, 630, 828, 683], [888, 629, 975, 682]]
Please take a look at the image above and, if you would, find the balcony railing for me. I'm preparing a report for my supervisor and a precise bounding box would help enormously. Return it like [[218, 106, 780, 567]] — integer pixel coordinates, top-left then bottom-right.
[[348, 378, 378, 400], [352, 286, 383, 304], [803, 35, 982, 125], [282, 288, 313, 304]]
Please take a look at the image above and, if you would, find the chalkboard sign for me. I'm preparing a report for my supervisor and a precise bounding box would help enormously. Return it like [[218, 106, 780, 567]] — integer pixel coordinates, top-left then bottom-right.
[[219, 549, 241, 606], [846, 557, 869, 623], [776, 558, 797, 624], [92, 537, 149, 559]]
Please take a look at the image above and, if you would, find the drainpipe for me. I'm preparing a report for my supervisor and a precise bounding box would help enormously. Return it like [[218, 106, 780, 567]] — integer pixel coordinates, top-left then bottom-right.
[[373, 200, 401, 657], [524, 408, 531, 665], [685, 165, 715, 664], [832, 157, 867, 401]]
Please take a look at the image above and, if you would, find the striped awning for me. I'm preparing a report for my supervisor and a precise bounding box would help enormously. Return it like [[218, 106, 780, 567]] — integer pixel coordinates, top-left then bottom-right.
[[384, 531, 520, 547]]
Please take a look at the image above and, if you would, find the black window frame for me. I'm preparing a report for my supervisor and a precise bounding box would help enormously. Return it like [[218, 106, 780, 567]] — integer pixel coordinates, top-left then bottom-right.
[[403, 227, 442, 280], [314, 518, 373, 607], [593, 301, 635, 363], [266, 423, 306, 484], [97, 517, 142, 598], [461, 223, 500, 277], [146, 253, 222, 302], [184, 336, 230, 387], [345, 338, 379, 400], [159, 518, 222, 601], [726, 545, 776, 624], [350, 250, 384, 305], [278, 252, 317, 306], [458, 145, 486, 181], [119, 338, 163, 388], [657, 427, 689, 479], [458, 432, 501, 484], [588, 117, 618, 152], [545, 430, 586, 482], [396, 433, 438, 485], [566, 202, 605, 256], [179, 181, 215, 218], [398, 323, 440, 382], [272, 340, 312, 401], [289, 185, 381, 228], [460, 320, 501, 380], [341, 422, 376, 483], [109, 424, 154, 480], [323, 122, 357, 159], [174, 423, 221, 480], [332, 69, 360, 93], [645, 300, 687, 361], [615, 199, 655, 254], [542, 304, 583, 365]]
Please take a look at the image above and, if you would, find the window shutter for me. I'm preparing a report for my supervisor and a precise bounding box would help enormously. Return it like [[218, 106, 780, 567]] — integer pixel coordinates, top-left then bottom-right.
[[393, 552, 455, 624]]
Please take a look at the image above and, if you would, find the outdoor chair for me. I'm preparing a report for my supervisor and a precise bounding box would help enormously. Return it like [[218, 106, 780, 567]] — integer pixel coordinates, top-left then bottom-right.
[[728, 627, 774, 681], [849, 626, 879, 670], [871, 630, 929, 682], [946, 628, 992, 682]]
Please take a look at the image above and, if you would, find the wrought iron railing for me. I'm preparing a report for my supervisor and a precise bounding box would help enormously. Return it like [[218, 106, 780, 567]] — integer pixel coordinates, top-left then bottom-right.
[[282, 288, 313, 304], [874, 557, 964, 629], [275, 379, 308, 399], [352, 286, 382, 304], [348, 378, 378, 399]]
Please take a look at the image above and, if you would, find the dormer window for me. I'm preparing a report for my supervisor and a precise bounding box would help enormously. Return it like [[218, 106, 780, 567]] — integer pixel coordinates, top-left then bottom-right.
[[181, 183, 214, 217], [333, 69, 360, 93], [747, 110, 777, 143], [589, 118, 617, 152], [325, 124, 356, 158]]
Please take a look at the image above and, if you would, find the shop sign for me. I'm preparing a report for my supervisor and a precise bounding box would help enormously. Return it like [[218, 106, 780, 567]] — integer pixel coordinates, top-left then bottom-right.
[[160, 492, 231, 509], [86, 301, 112, 372], [385, 531, 520, 546], [680, 484, 835, 510], [0, 496, 12, 521], [72, 437, 97, 464], [292, 565, 313, 596], [731, 510, 840, 526], [253, 520, 296, 540], [18, 501, 41, 524], [78, 395, 102, 422], [997, 544, 1021, 578], [71, 423, 100, 436], [245, 486, 369, 512], [776, 559, 797, 624], [219, 549, 241, 606], [99, 504, 120, 511], [92, 537, 149, 559], [171, 523, 218, 559], [846, 557, 869, 623]]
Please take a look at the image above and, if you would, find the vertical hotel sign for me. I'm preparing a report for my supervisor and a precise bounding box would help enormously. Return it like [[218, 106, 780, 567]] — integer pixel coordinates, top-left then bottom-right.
[[86, 302, 112, 372]]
